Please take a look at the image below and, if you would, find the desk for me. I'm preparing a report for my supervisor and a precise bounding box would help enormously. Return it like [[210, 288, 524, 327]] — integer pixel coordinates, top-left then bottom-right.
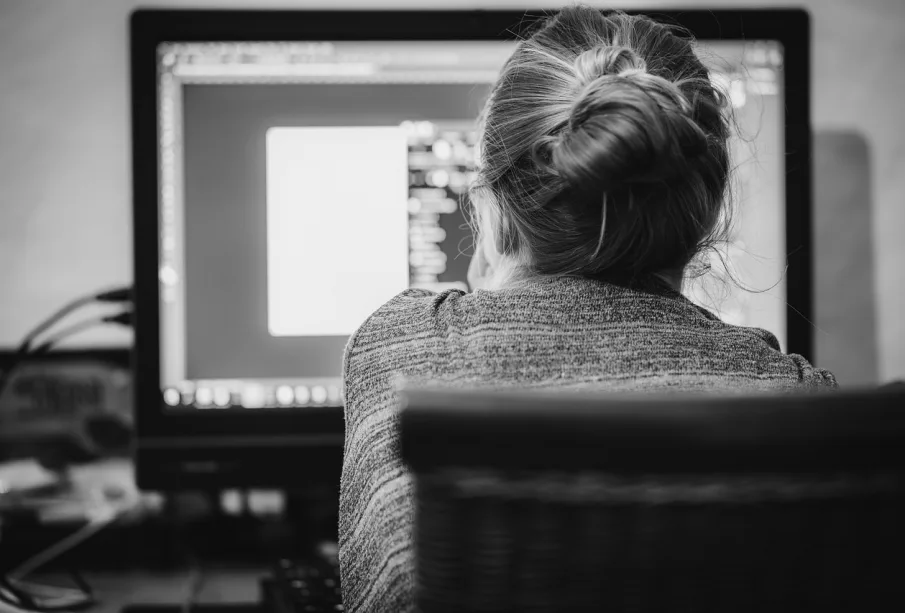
[[36, 567, 266, 613]]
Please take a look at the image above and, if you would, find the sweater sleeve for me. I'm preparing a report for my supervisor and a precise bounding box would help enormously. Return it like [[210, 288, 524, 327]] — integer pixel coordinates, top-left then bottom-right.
[[339, 288, 456, 613], [788, 353, 840, 390]]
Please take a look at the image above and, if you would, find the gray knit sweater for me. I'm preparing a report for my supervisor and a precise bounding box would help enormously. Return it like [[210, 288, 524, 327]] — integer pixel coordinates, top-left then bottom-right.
[[338, 276, 836, 612]]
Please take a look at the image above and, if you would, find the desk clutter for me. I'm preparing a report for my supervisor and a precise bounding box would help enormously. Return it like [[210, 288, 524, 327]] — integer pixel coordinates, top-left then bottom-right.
[[0, 457, 343, 613], [4, 533, 344, 613]]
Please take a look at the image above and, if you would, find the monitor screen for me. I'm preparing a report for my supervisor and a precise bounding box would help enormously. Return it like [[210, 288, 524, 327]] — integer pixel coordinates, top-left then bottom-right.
[[155, 38, 786, 412]]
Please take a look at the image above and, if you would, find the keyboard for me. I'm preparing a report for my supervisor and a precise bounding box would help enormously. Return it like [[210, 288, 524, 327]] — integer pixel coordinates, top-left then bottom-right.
[[262, 557, 344, 613]]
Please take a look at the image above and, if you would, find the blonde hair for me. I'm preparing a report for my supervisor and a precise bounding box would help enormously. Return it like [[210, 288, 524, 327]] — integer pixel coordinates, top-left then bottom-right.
[[471, 5, 732, 287]]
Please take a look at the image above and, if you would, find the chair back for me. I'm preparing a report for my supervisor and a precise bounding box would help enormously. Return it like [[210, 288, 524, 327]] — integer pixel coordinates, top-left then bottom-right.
[[400, 387, 905, 612]]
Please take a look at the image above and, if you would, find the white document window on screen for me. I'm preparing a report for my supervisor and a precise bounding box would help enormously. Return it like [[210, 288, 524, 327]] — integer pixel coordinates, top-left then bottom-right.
[[266, 126, 410, 337]]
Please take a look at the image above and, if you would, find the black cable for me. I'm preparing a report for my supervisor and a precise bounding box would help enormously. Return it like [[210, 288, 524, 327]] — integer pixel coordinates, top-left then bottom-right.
[[0, 286, 133, 399], [1, 505, 122, 611], [94, 288, 133, 303], [19, 286, 132, 352], [67, 568, 94, 602], [30, 311, 133, 357]]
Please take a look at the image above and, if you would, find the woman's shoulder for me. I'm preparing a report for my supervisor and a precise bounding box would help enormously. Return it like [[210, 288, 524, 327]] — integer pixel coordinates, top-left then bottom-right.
[[691, 317, 838, 390], [343, 287, 467, 367], [599, 282, 839, 390], [353, 286, 466, 335], [341, 281, 839, 391], [779, 350, 839, 390]]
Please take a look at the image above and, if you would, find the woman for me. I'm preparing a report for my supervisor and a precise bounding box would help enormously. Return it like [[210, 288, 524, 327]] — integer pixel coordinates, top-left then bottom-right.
[[339, 6, 836, 611]]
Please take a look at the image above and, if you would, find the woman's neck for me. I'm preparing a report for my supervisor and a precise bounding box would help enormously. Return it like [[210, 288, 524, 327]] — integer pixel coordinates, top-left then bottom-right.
[[653, 269, 685, 293], [484, 256, 686, 294]]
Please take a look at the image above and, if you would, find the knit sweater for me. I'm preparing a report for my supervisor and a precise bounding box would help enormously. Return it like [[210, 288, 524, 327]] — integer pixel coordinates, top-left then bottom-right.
[[338, 276, 837, 612]]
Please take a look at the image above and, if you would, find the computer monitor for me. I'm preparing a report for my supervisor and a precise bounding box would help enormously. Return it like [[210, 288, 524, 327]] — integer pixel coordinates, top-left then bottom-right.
[[131, 9, 812, 489]]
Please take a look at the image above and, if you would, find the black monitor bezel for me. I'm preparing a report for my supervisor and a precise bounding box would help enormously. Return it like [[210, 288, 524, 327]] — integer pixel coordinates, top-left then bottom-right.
[[131, 8, 813, 488]]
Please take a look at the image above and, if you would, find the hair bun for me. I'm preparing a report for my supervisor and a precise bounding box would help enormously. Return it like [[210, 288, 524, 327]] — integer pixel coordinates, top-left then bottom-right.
[[574, 45, 644, 81], [551, 47, 710, 195]]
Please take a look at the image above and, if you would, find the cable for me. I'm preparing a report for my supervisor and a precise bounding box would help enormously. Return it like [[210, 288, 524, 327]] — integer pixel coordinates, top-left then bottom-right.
[[0, 286, 133, 399], [1, 486, 141, 612], [30, 311, 133, 357], [181, 556, 205, 613], [1, 549, 99, 612], [93, 288, 133, 303], [6, 509, 117, 582], [18, 286, 132, 354], [15, 296, 96, 357], [0, 309, 131, 410], [0, 508, 118, 611]]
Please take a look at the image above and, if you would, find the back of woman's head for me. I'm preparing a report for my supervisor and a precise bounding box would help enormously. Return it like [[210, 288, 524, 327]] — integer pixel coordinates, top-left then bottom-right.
[[474, 5, 732, 285]]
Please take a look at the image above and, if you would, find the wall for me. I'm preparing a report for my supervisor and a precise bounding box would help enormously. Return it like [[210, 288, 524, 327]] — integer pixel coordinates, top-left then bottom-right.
[[1, 0, 903, 383]]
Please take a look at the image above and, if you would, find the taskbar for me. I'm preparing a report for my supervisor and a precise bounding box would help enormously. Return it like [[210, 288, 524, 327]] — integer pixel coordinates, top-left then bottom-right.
[[161, 378, 344, 410]]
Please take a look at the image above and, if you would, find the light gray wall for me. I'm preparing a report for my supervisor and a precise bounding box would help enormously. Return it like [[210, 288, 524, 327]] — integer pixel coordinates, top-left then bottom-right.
[[1, 0, 903, 383]]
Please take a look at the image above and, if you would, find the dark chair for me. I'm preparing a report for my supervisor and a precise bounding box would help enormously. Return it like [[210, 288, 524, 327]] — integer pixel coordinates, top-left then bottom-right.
[[400, 386, 905, 612]]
